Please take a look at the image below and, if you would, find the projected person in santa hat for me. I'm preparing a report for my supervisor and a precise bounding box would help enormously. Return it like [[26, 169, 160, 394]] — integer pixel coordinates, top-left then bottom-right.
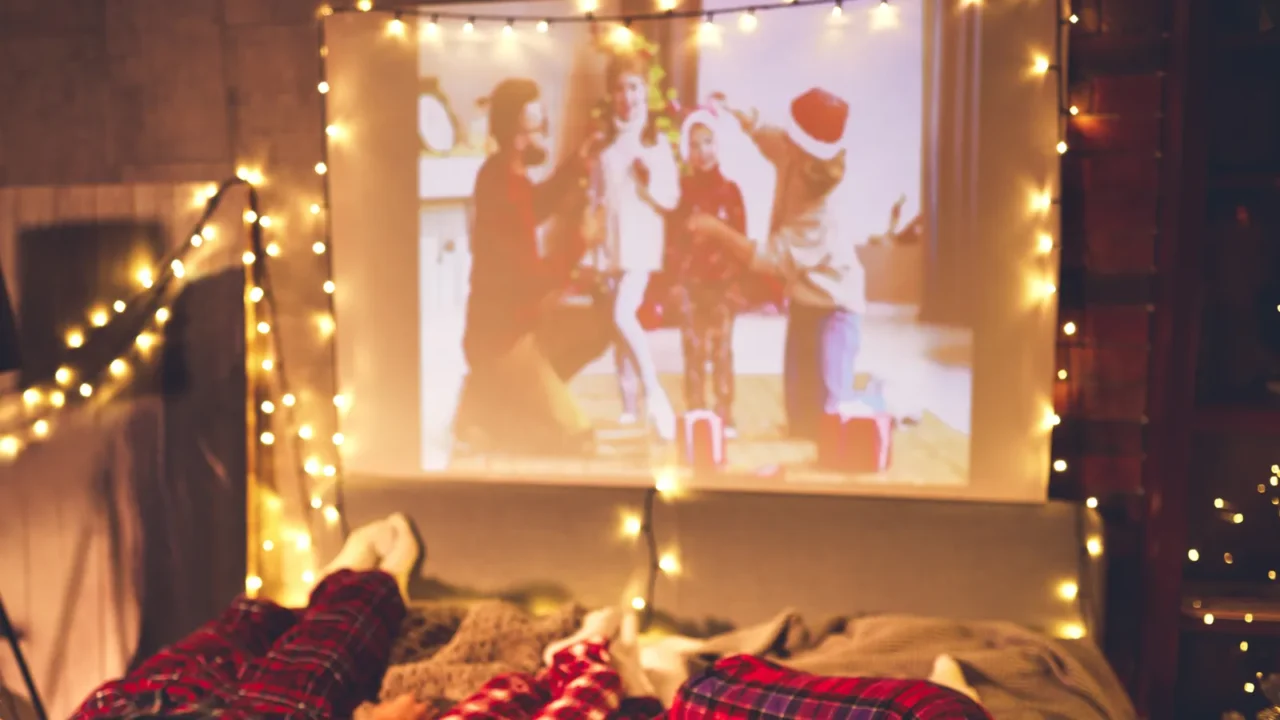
[[690, 87, 867, 441], [666, 106, 748, 438]]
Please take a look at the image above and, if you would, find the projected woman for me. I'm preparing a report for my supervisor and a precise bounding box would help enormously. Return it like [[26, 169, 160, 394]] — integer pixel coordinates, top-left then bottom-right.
[[582, 49, 681, 442]]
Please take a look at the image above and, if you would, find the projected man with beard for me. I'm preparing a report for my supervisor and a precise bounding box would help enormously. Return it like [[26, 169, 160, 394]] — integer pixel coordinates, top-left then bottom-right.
[[453, 78, 601, 456]]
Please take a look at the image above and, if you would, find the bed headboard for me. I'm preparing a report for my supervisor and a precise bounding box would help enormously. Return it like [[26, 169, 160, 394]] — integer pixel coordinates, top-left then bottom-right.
[[344, 480, 1106, 641]]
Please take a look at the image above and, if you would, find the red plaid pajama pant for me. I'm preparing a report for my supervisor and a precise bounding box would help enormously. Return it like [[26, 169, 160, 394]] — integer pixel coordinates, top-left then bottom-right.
[[70, 569, 406, 720], [439, 640, 663, 720]]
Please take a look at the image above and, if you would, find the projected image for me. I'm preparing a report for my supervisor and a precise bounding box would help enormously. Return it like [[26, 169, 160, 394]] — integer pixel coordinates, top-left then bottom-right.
[[412, 0, 974, 488]]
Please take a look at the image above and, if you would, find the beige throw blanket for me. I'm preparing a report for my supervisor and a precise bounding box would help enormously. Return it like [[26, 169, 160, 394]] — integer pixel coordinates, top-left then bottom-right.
[[355, 600, 584, 719], [644, 611, 1136, 720]]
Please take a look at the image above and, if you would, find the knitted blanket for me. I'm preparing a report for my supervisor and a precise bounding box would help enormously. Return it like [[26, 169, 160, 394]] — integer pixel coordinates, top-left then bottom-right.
[[355, 600, 584, 719]]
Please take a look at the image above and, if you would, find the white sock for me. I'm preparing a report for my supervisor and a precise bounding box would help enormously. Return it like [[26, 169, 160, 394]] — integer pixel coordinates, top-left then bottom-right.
[[321, 519, 390, 576], [929, 654, 980, 704], [543, 607, 621, 666], [377, 513, 423, 599]]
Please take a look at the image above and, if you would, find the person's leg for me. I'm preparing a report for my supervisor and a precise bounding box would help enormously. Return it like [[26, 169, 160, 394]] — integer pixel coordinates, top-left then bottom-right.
[[436, 672, 547, 720], [490, 334, 593, 452], [783, 305, 821, 440], [614, 270, 675, 439], [615, 343, 641, 422], [70, 597, 298, 719], [819, 309, 861, 414], [680, 292, 707, 413], [225, 569, 407, 719], [534, 640, 625, 720], [709, 300, 736, 431]]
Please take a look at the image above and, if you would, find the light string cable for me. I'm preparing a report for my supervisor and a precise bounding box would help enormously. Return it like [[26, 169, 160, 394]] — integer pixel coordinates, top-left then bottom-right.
[[0, 178, 248, 442], [314, 13, 351, 540], [334, 0, 892, 25], [639, 486, 659, 630]]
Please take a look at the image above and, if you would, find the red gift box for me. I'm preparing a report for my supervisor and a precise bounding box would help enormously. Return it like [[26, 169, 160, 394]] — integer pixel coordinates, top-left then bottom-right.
[[818, 407, 893, 473], [678, 410, 726, 472]]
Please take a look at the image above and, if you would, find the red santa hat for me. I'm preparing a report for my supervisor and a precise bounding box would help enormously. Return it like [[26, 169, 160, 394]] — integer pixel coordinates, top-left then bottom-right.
[[786, 87, 849, 161], [678, 107, 723, 162]]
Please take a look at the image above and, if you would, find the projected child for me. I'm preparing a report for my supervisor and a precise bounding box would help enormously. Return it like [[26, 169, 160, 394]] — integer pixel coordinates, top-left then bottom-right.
[[667, 108, 748, 437], [583, 49, 681, 441], [690, 88, 867, 441], [455, 78, 601, 456]]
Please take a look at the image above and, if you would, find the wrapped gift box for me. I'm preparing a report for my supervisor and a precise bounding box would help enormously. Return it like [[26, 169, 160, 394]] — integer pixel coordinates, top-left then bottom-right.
[[818, 401, 894, 473], [678, 409, 726, 472]]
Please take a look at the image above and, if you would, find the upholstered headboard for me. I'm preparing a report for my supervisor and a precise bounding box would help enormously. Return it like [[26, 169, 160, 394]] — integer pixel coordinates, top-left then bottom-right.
[[344, 481, 1106, 642]]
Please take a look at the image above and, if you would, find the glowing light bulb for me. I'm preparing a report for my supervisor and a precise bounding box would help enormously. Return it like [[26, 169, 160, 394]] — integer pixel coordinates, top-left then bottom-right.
[[78, 382, 93, 398], [315, 162, 328, 175], [356, 0, 372, 10], [1202, 612, 1213, 624], [318, 81, 330, 94], [310, 203, 322, 215], [302, 570, 316, 583], [90, 309, 109, 327], [1058, 368, 1068, 380], [66, 329, 84, 348], [259, 215, 273, 229], [831, 1, 843, 17], [312, 241, 327, 254], [1053, 459, 1067, 472], [334, 394, 349, 410], [49, 390, 65, 407], [109, 359, 128, 377], [1057, 580, 1078, 600], [1085, 496, 1098, 509], [323, 464, 337, 477], [1234, 513, 1244, 524], [1215, 497, 1225, 509], [201, 225, 216, 241], [1062, 321, 1077, 336], [739, 9, 758, 31], [657, 0, 677, 9], [263, 539, 275, 552], [1068, 13, 1079, 23], [266, 242, 281, 257], [1069, 105, 1080, 115], [305, 457, 322, 475], [611, 23, 633, 46], [622, 514, 643, 537], [155, 307, 170, 324], [1032, 55, 1051, 74], [463, 19, 475, 33], [0, 436, 21, 457], [261, 431, 275, 445], [658, 553, 680, 574], [1057, 623, 1085, 639], [1188, 548, 1200, 562], [113, 300, 126, 313], [248, 286, 264, 303], [243, 251, 256, 265], [32, 419, 49, 438], [1085, 537, 1102, 557], [323, 280, 336, 294], [536, 19, 549, 32], [257, 321, 271, 334], [630, 596, 646, 610], [261, 400, 276, 414], [311, 496, 323, 509], [299, 425, 315, 440], [261, 358, 274, 371], [323, 505, 340, 523], [246, 575, 264, 592], [503, 21, 514, 36], [332, 432, 345, 446], [136, 332, 156, 352], [1056, 141, 1068, 155], [318, 315, 336, 336], [244, 210, 259, 224], [387, 17, 406, 36], [22, 389, 41, 406], [1037, 233, 1054, 253], [171, 259, 186, 279], [282, 393, 297, 407], [55, 367, 73, 386]]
